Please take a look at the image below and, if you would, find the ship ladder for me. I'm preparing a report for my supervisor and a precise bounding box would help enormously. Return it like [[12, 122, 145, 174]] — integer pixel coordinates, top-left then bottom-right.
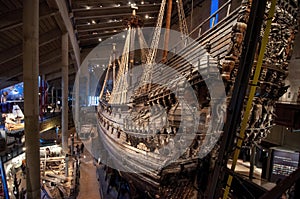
[[222, 0, 277, 198]]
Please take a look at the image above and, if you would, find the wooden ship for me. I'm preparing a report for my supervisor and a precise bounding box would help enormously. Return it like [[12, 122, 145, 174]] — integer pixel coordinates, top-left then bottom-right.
[[94, 0, 299, 198]]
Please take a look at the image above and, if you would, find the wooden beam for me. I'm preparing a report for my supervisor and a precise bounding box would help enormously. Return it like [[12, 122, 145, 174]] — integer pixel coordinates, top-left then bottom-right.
[[74, 10, 158, 20], [76, 20, 156, 33], [73, 4, 160, 13], [76, 20, 123, 27], [0, 29, 61, 65], [79, 36, 127, 47], [47, 0, 81, 69], [79, 30, 123, 40], [0, 3, 58, 32], [77, 24, 124, 33]]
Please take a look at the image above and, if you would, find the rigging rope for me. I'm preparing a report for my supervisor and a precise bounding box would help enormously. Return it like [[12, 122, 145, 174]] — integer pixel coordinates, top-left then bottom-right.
[[176, 0, 189, 43]]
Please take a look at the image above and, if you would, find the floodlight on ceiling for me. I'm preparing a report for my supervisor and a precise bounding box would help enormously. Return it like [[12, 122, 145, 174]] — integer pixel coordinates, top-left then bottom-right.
[[131, 4, 138, 10]]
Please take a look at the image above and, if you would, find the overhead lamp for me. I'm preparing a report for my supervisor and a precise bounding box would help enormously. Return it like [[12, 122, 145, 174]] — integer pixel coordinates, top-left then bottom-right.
[[87, 22, 91, 25], [128, 1, 131, 5], [141, 1, 144, 4], [86, 5, 91, 9], [113, 29, 117, 32], [122, 34, 126, 38], [98, 38, 102, 42], [92, 20, 96, 24], [131, 4, 138, 9], [111, 36, 113, 39], [145, 14, 149, 19]]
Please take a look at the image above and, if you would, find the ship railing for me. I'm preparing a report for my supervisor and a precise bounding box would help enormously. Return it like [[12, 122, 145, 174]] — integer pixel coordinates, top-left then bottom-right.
[[169, 0, 234, 54]]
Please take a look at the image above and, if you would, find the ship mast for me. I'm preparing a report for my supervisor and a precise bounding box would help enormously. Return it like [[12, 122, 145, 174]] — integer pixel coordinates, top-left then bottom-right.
[[109, 5, 146, 104], [162, 0, 173, 62], [99, 43, 116, 101]]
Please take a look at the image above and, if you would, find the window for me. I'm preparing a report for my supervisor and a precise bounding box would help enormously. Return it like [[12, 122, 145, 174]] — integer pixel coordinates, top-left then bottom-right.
[[210, 0, 219, 28]]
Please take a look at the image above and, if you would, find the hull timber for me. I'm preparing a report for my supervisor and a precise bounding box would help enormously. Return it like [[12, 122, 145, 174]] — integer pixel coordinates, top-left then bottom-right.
[[96, 0, 298, 198]]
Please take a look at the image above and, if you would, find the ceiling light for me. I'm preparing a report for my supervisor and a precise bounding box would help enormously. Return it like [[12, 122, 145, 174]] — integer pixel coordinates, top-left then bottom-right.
[[141, 1, 144, 4], [87, 22, 91, 25], [98, 38, 102, 42], [92, 32, 98, 35], [92, 20, 96, 24], [115, 4, 121, 7], [113, 30, 117, 32], [122, 34, 126, 38], [128, 1, 131, 5], [86, 6, 91, 9], [145, 14, 149, 19], [111, 36, 113, 39]]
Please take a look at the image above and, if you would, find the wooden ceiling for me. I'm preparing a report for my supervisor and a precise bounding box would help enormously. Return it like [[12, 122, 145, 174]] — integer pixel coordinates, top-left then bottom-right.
[[0, 0, 165, 89], [0, 0, 199, 89], [71, 0, 162, 48]]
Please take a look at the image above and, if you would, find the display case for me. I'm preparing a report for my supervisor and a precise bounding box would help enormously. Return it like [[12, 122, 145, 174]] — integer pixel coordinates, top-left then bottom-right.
[[269, 147, 300, 182]]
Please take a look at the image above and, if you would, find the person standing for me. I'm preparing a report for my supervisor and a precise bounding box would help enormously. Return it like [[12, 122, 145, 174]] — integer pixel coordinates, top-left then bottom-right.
[[80, 143, 84, 153]]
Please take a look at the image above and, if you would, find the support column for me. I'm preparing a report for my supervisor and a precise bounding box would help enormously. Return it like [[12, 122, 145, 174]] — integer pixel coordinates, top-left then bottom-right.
[[86, 74, 90, 106], [75, 77, 80, 139], [51, 87, 54, 105], [62, 33, 69, 154], [23, 0, 40, 198], [55, 88, 58, 105]]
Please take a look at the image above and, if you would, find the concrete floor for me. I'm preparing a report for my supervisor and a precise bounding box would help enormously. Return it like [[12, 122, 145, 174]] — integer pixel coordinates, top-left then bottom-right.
[[77, 149, 101, 199]]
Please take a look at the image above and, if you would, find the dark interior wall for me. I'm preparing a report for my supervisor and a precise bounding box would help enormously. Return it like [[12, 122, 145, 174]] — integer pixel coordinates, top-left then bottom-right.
[[264, 125, 300, 151]]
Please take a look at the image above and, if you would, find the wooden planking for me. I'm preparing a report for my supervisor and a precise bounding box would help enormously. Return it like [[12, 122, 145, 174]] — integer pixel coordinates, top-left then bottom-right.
[[10, 0, 22, 8], [0, 26, 23, 51], [0, 2, 58, 32], [0, 58, 21, 73], [1, 28, 22, 46], [0, 28, 61, 65], [1, 32, 19, 47], [39, 16, 60, 34], [0, 1, 9, 13], [1, 0, 19, 10], [40, 41, 60, 56]]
